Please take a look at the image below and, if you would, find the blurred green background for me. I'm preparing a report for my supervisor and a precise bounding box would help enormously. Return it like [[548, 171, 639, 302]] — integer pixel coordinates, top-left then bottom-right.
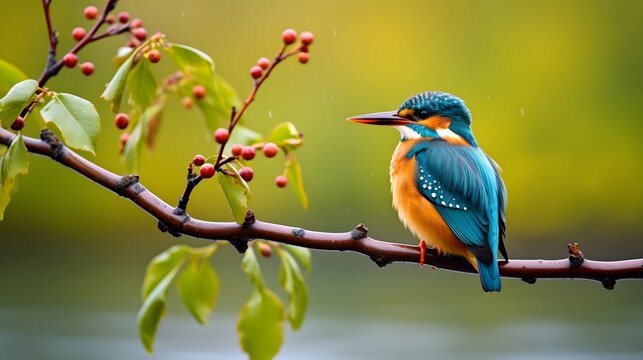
[[1, 0, 641, 359]]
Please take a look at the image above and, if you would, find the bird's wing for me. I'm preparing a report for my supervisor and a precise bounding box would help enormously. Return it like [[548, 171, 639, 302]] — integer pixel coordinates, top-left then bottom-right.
[[486, 154, 509, 261], [408, 140, 500, 264]]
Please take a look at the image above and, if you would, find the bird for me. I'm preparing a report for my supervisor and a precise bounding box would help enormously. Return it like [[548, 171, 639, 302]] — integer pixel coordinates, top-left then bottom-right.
[[348, 91, 508, 292]]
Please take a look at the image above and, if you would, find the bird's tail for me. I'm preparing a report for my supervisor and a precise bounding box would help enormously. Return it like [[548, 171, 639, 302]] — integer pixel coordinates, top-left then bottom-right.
[[477, 257, 501, 292]]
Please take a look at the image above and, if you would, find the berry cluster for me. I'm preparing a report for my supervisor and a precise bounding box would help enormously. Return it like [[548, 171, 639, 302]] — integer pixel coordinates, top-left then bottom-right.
[[183, 27, 313, 194], [248, 28, 314, 81], [63, 6, 151, 78], [205, 127, 285, 187]]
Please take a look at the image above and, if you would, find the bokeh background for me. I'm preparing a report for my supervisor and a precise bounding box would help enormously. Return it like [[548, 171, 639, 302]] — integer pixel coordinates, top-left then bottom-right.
[[1, 0, 642, 359]]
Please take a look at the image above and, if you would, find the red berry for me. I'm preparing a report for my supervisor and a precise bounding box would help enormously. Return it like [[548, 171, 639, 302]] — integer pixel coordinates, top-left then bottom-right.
[[118, 11, 130, 24], [300, 31, 314, 46], [231, 144, 243, 156], [63, 53, 78, 68], [119, 133, 129, 153], [262, 143, 278, 158], [106, 15, 116, 24], [131, 18, 143, 28], [257, 57, 270, 70], [192, 85, 206, 99], [115, 113, 129, 129], [199, 163, 215, 178], [71, 27, 86, 41], [132, 27, 147, 41], [10, 116, 25, 131], [214, 128, 230, 144], [119, 132, 129, 144], [241, 146, 256, 160], [80, 62, 95, 76], [250, 65, 263, 79], [182, 96, 193, 109], [258, 242, 272, 258], [192, 154, 206, 166], [282, 28, 297, 45], [147, 49, 161, 63], [84, 6, 98, 20], [127, 39, 140, 48], [298, 52, 310, 64], [239, 167, 254, 182], [275, 175, 288, 188]]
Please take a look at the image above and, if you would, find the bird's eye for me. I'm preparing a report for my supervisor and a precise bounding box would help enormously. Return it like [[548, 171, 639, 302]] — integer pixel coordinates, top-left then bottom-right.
[[417, 110, 430, 119]]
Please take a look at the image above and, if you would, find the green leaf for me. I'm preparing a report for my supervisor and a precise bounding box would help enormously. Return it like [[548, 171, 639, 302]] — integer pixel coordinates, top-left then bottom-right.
[[126, 58, 157, 110], [120, 99, 165, 171], [167, 43, 239, 134], [1, 134, 29, 184], [276, 247, 308, 330], [113, 47, 134, 67], [285, 154, 308, 209], [141, 245, 191, 299], [283, 244, 312, 272], [217, 162, 251, 224], [101, 54, 134, 112], [189, 76, 239, 135], [165, 43, 215, 75], [0, 59, 28, 96], [241, 247, 264, 290], [213, 77, 240, 120], [178, 259, 219, 325], [226, 125, 263, 151], [0, 134, 29, 221], [138, 263, 182, 353], [0, 181, 14, 221], [0, 79, 38, 127], [40, 93, 101, 154], [267, 122, 303, 150], [237, 289, 286, 360], [122, 116, 143, 171]]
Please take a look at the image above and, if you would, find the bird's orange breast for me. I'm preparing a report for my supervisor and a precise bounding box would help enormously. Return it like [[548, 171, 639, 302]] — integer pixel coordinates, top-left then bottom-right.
[[390, 139, 477, 267]]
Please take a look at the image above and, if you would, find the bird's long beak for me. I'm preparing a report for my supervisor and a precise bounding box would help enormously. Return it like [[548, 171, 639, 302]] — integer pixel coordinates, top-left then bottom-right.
[[347, 111, 411, 126]]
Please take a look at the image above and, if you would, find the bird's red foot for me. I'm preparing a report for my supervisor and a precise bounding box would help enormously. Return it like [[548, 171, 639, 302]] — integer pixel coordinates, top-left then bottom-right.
[[419, 239, 427, 267]]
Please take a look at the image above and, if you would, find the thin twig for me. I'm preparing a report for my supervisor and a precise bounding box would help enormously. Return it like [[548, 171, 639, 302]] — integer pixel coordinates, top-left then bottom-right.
[[38, 0, 121, 86], [40, 0, 58, 77], [212, 44, 305, 170]]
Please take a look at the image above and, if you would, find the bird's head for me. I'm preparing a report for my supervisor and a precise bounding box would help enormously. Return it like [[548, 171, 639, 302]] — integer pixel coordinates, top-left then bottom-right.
[[348, 91, 477, 146]]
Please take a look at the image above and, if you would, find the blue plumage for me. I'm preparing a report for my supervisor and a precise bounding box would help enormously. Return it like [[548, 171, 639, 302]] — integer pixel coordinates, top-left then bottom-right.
[[410, 140, 505, 291]]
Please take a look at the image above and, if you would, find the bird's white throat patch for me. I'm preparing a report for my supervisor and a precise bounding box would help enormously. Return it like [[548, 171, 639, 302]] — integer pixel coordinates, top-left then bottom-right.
[[394, 125, 421, 140]]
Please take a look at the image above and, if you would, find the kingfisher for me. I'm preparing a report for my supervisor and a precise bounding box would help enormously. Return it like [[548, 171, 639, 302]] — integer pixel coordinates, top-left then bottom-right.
[[348, 92, 508, 292]]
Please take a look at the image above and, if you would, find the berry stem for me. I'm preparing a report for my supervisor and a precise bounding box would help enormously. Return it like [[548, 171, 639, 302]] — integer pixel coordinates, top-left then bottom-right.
[[38, 0, 121, 87], [17, 88, 49, 125], [175, 172, 203, 214], [41, 0, 58, 73], [217, 156, 238, 168], [211, 44, 307, 171]]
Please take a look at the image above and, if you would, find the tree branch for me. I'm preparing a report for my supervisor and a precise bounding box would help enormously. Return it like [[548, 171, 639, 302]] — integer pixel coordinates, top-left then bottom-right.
[[1, 126, 641, 289]]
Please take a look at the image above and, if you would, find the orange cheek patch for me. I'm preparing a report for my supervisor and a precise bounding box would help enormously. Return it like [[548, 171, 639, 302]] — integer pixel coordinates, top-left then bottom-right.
[[398, 108, 414, 118], [420, 115, 451, 130]]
